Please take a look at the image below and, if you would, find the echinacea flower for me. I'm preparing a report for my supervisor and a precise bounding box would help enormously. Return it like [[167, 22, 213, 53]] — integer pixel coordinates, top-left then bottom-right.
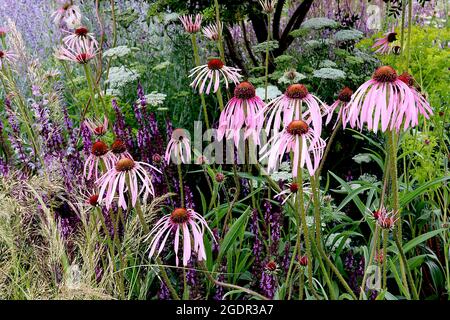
[[274, 182, 312, 204], [63, 26, 99, 50], [261, 84, 327, 137], [299, 255, 308, 266], [84, 116, 108, 136], [179, 14, 202, 33], [217, 81, 265, 147], [325, 87, 353, 128], [55, 39, 97, 64], [84, 141, 116, 180], [346, 66, 433, 132], [189, 58, 242, 95], [376, 208, 398, 230], [372, 27, 397, 55], [96, 157, 160, 210], [259, 0, 277, 14], [146, 208, 214, 266], [51, 1, 82, 28], [398, 72, 433, 119], [0, 50, 18, 68], [165, 128, 191, 164], [260, 120, 326, 177], [202, 22, 222, 41]]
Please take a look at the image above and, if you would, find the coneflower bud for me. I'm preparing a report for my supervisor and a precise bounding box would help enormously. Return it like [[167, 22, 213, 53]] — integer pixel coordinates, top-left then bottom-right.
[[89, 194, 99, 206], [265, 260, 278, 273], [375, 251, 384, 264], [289, 183, 299, 193], [152, 154, 162, 164], [215, 172, 225, 183], [392, 45, 401, 55], [299, 255, 308, 266]]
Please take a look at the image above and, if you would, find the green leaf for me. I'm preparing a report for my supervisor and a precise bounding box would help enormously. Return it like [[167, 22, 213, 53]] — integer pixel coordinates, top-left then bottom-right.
[[217, 207, 251, 263], [400, 176, 450, 207]]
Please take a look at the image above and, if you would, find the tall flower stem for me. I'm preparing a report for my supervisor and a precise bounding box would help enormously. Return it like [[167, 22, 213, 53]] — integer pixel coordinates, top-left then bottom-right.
[[310, 175, 356, 299], [406, 0, 413, 70], [263, 14, 272, 102], [295, 140, 319, 299], [382, 229, 389, 289], [359, 226, 379, 299], [177, 164, 185, 208], [316, 118, 342, 177], [199, 261, 269, 300], [213, 0, 225, 62], [216, 87, 225, 111], [83, 64, 100, 115], [191, 34, 211, 130], [125, 175, 150, 234], [155, 257, 180, 300]]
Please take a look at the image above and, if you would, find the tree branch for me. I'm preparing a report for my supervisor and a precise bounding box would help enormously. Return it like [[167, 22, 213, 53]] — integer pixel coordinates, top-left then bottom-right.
[[272, 0, 285, 41]]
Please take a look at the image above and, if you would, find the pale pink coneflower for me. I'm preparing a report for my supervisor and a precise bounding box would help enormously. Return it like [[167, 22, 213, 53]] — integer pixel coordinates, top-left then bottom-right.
[[202, 21, 222, 41], [0, 50, 18, 68], [179, 14, 202, 33], [84, 115, 108, 136], [372, 27, 397, 55], [0, 27, 8, 38], [63, 26, 99, 50], [51, 1, 82, 28], [189, 58, 242, 95], [83, 141, 115, 180], [260, 84, 328, 137], [55, 39, 97, 64], [260, 120, 326, 177], [346, 66, 433, 133], [217, 81, 265, 147], [96, 157, 160, 210], [274, 182, 312, 205], [146, 208, 215, 266], [325, 87, 354, 128], [165, 128, 191, 164], [259, 0, 277, 14]]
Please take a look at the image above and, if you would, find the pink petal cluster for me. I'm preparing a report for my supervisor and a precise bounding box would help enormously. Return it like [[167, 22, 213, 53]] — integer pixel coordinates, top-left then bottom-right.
[[179, 14, 202, 33], [165, 128, 192, 164], [261, 84, 327, 137], [325, 87, 354, 128], [372, 28, 397, 55], [260, 120, 326, 177], [203, 22, 222, 41], [146, 208, 214, 266], [217, 82, 265, 147], [346, 66, 433, 132], [55, 39, 98, 64], [96, 157, 160, 210], [189, 58, 242, 95]]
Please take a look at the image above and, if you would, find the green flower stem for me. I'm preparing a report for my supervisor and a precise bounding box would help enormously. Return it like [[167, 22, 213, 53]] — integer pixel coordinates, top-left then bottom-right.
[[213, 0, 225, 62], [191, 33, 211, 130], [264, 14, 272, 102], [83, 63, 100, 115], [298, 268, 305, 300], [199, 261, 269, 300], [382, 229, 389, 289], [295, 139, 319, 299], [177, 164, 185, 208], [216, 86, 225, 111], [316, 117, 342, 178], [406, 0, 413, 70], [359, 226, 379, 299], [155, 257, 180, 300]]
